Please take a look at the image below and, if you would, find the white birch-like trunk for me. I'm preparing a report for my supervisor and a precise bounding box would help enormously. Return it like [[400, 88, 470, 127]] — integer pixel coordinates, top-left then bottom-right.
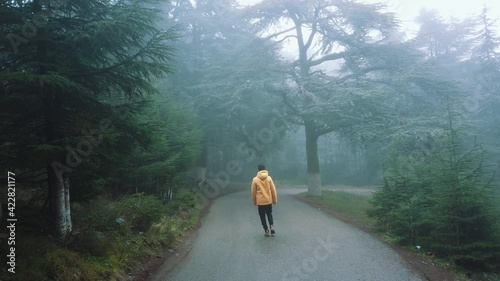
[[63, 175, 72, 234], [55, 173, 72, 238], [307, 172, 322, 197]]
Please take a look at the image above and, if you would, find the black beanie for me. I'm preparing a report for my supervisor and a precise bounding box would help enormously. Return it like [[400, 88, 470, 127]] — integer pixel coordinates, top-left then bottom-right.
[[258, 164, 265, 171]]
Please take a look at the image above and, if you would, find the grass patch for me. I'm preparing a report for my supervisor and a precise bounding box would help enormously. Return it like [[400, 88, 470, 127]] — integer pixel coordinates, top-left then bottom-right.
[[297, 190, 375, 232], [317, 191, 373, 225]]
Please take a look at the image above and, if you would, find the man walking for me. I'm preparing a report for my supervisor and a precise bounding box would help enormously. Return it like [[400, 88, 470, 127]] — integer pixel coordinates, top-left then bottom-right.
[[251, 164, 278, 237]]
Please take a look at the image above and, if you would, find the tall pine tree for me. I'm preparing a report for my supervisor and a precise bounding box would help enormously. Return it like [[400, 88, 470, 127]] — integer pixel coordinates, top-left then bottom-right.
[[1, 0, 176, 238]]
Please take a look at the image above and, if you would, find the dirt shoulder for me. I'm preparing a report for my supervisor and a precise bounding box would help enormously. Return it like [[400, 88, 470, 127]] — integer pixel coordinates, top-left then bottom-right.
[[295, 192, 462, 281]]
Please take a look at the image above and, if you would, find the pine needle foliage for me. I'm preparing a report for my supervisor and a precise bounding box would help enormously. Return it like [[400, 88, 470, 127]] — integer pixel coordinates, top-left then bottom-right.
[[1, 0, 177, 169], [0, 0, 184, 238], [370, 97, 500, 270]]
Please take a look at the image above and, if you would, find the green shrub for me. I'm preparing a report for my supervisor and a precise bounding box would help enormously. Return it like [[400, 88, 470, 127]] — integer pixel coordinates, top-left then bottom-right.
[[71, 199, 129, 255], [45, 248, 106, 281], [166, 190, 197, 214], [10, 234, 55, 281], [72, 230, 113, 257], [114, 193, 164, 232], [149, 217, 181, 246], [16, 242, 112, 281], [72, 198, 118, 233], [13, 257, 49, 281]]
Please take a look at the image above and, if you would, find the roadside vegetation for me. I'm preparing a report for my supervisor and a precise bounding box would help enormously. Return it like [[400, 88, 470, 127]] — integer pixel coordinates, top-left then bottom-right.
[[297, 189, 500, 281], [3, 188, 200, 281]]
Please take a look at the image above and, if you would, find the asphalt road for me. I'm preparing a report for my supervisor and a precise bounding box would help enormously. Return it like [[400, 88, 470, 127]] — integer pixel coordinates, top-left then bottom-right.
[[152, 188, 423, 281]]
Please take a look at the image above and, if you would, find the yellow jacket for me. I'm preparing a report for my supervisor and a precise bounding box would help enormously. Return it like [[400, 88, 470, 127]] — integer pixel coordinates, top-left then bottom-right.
[[251, 170, 277, 205]]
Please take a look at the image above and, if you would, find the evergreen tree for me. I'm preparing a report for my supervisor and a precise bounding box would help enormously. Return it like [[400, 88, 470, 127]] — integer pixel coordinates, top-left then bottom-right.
[[412, 9, 474, 61], [0, 0, 177, 238], [370, 90, 500, 269], [246, 0, 417, 196], [162, 0, 286, 181], [467, 6, 500, 183], [116, 94, 201, 199]]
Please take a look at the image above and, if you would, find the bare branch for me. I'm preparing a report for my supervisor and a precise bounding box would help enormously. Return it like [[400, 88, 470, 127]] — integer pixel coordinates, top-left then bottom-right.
[[287, 7, 307, 59], [270, 35, 298, 46], [304, 6, 321, 51], [315, 124, 335, 136], [308, 43, 324, 61], [308, 52, 346, 67], [260, 26, 296, 41]]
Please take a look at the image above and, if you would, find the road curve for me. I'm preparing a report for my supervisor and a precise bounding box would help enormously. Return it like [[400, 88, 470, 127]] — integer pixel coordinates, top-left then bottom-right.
[[152, 188, 422, 281]]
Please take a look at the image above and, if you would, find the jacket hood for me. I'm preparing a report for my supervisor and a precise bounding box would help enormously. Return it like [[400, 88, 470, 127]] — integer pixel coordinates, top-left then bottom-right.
[[257, 170, 269, 180]]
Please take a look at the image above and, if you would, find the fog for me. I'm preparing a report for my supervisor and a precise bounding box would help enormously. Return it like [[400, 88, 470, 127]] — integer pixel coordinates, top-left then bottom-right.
[[1, 0, 499, 278]]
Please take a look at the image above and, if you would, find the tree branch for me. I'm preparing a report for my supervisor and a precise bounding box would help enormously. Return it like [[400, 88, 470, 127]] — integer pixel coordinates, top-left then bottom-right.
[[303, 6, 321, 51], [270, 35, 297, 46], [315, 124, 335, 136], [334, 65, 387, 84], [279, 90, 302, 117], [308, 52, 346, 67], [276, 89, 305, 126], [287, 7, 307, 62], [70, 30, 164, 78], [260, 26, 296, 41]]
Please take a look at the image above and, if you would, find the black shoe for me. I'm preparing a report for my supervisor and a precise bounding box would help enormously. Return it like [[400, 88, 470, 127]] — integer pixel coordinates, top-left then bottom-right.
[[264, 229, 270, 237], [270, 225, 275, 235]]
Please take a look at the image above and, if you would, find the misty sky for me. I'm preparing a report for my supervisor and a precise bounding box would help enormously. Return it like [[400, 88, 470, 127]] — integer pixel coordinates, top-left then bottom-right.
[[237, 0, 500, 63], [239, 0, 500, 35], [368, 0, 500, 34]]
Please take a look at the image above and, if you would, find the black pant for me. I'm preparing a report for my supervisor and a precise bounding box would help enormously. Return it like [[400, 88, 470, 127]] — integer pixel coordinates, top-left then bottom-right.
[[258, 204, 273, 230]]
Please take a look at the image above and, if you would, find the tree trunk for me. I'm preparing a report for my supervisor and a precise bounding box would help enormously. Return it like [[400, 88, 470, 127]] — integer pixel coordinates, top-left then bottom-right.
[[44, 88, 72, 238], [35, 0, 72, 238], [305, 122, 322, 196], [48, 164, 72, 238]]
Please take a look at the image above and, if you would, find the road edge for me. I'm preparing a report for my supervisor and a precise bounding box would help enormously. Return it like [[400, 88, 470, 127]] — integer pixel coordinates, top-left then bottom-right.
[[294, 192, 463, 281], [136, 186, 247, 281]]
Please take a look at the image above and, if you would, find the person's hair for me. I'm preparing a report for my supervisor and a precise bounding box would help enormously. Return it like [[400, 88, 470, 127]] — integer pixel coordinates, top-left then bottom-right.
[[258, 164, 265, 171]]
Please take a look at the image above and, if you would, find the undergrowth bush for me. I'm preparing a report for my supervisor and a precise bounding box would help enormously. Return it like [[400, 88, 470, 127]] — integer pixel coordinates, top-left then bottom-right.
[[114, 193, 165, 232], [72, 198, 118, 232], [8, 189, 200, 281], [149, 217, 181, 247], [166, 190, 197, 214], [45, 248, 102, 281], [73, 230, 114, 257]]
